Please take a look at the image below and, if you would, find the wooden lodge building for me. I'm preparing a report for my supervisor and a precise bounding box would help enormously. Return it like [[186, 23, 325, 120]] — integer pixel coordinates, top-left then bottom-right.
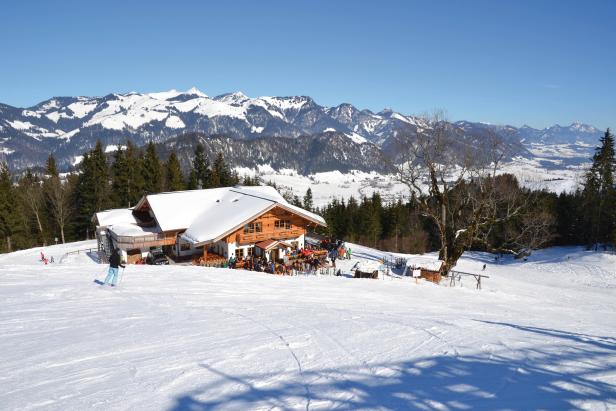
[[93, 186, 326, 264]]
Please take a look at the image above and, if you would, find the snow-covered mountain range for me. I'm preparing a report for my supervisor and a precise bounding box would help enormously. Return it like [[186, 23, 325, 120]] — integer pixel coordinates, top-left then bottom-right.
[[0, 87, 605, 174]]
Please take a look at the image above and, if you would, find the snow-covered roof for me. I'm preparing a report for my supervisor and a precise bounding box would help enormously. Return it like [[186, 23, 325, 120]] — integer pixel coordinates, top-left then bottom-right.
[[354, 261, 383, 273], [181, 191, 277, 244], [94, 208, 137, 227], [109, 223, 159, 237], [124, 185, 325, 245], [405, 257, 444, 272]]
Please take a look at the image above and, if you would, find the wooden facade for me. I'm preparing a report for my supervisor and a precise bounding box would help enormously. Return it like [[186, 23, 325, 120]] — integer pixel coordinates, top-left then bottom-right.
[[420, 268, 442, 284], [225, 206, 309, 246]]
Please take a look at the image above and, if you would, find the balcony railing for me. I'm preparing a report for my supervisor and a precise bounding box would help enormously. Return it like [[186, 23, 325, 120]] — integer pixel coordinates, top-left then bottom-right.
[[113, 232, 177, 246], [236, 228, 304, 245]]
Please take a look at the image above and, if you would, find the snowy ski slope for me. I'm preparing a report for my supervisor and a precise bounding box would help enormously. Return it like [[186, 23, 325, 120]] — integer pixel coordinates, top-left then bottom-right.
[[0, 241, 615, 410]]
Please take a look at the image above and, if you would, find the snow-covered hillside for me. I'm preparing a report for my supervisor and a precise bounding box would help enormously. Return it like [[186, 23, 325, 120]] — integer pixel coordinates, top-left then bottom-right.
[[1, 242, 615, 410], [235, 157, 586, 207]]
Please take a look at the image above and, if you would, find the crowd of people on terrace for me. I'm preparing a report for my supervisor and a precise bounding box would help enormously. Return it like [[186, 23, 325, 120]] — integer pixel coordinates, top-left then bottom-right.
[[212, 239, 353, 275]]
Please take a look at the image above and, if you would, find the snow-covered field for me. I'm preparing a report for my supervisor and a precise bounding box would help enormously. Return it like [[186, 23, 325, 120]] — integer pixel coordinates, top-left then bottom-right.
[[235, 145, 590, 207], [235, 167, 409, 207], [1, 241, 615, 410]]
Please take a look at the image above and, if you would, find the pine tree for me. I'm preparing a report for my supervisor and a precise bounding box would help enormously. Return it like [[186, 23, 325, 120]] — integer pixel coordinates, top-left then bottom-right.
[[210, 154, 221, 188], [303, 188, 313, 211], [346, 196, 360, 242], [193, 144, 211, 189], [187, 169, 199, 190], [366, 193, 383, 247], [142, 142, 163, 194], [0, 163, 20, 251], [125, 141, 145, 206], [211, 152, 236, 187], [73, 141, 110, 239], [165, 151, 185, 191], [583, 129, 616, 247], [111, 147, 130, 207], [46, 154, 58, 177], [242, 175, 261, 186], [292, 195, 302, 207]]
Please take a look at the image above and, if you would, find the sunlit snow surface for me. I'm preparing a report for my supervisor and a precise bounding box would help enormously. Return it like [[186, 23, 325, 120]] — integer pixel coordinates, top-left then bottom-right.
[[1, 241, 615, 410]]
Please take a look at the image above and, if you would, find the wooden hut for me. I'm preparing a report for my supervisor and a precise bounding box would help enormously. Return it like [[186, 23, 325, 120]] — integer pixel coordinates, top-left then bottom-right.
[[403, 258, 445, 284]]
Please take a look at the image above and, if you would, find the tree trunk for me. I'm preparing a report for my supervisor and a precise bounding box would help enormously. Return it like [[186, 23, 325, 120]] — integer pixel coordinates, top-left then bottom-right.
[[444, 242, 466, 273], [6, 235, 12, 252], [34, 211, 43, 236], [60, 226, 65, 244]]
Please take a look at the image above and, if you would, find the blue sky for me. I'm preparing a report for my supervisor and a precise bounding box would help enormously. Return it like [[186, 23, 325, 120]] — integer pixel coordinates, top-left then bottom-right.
[[1, 0, 614, 129]]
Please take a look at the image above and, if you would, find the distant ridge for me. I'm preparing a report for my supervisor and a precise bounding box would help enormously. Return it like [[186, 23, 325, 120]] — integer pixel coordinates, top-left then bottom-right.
[[0, 88, 603, 172]]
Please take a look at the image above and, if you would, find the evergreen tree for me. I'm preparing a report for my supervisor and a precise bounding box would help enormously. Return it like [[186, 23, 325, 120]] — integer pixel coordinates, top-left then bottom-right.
[[243, 175, 262, 186], [303, 188, 313, 211], [46, 154, 59, 177], [165, 151, 185, 191], [0, 163, 21, 251], [211, 152, 236, 187], [73, 141, 110, 239], [582, 129, 616, 247], [292, 195, 303, 207], [187, 169, 199, 190], [555, 191, 583, 245], [111, 147, 130, 207], [193, 144, 211, 189], [365, 193, 383, 247], [142, 142, 163, 194], [125, 141, 145, 206], [346, 196, 360, 242]]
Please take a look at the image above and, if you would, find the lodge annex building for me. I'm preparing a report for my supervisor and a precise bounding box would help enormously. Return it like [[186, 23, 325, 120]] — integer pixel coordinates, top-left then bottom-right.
[[93, 186, 327, 264]]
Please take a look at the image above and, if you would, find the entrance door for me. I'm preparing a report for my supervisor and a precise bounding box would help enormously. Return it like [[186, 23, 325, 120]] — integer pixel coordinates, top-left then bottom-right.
[[271, 249, 279, 262]]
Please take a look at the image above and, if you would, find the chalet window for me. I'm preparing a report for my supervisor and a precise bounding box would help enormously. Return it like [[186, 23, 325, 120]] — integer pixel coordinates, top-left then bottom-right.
[[247, 247, 254, 256], [244, 222, 263, 234], [235, 248, 243, 258], [275, 220, 291, 230]]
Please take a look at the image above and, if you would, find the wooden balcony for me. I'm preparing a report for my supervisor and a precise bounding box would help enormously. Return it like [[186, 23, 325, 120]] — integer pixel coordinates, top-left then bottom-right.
[[113, 232, 177, 249], [234, 228, 304, 245]]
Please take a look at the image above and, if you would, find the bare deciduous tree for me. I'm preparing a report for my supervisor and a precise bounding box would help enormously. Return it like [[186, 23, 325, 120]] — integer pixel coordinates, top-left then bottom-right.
[[45, 176, 73, 244], [18, 174, 46, 244], [396, 112, 528, 272]]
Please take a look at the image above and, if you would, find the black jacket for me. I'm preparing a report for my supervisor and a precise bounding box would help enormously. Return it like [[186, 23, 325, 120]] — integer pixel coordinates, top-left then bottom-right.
[[109, 252, 125, 269]]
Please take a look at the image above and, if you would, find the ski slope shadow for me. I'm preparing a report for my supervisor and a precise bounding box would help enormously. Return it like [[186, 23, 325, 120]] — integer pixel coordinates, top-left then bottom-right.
[[167, 323, 616, 410]]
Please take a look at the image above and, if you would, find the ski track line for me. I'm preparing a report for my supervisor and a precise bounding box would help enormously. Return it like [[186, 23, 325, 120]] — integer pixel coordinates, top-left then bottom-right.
[[221, 309, 312, 411], [269, 308, 380, 377], [329, 306, 462, 358]]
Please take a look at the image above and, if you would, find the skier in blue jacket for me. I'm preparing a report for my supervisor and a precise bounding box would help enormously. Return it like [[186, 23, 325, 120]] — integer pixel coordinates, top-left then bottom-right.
[[104, 248, 125, 286]]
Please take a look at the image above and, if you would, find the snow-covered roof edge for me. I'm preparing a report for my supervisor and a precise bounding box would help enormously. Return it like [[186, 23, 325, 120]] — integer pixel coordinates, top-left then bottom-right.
[[180, 203, 277, 246], [93, 208, 136, 226]]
